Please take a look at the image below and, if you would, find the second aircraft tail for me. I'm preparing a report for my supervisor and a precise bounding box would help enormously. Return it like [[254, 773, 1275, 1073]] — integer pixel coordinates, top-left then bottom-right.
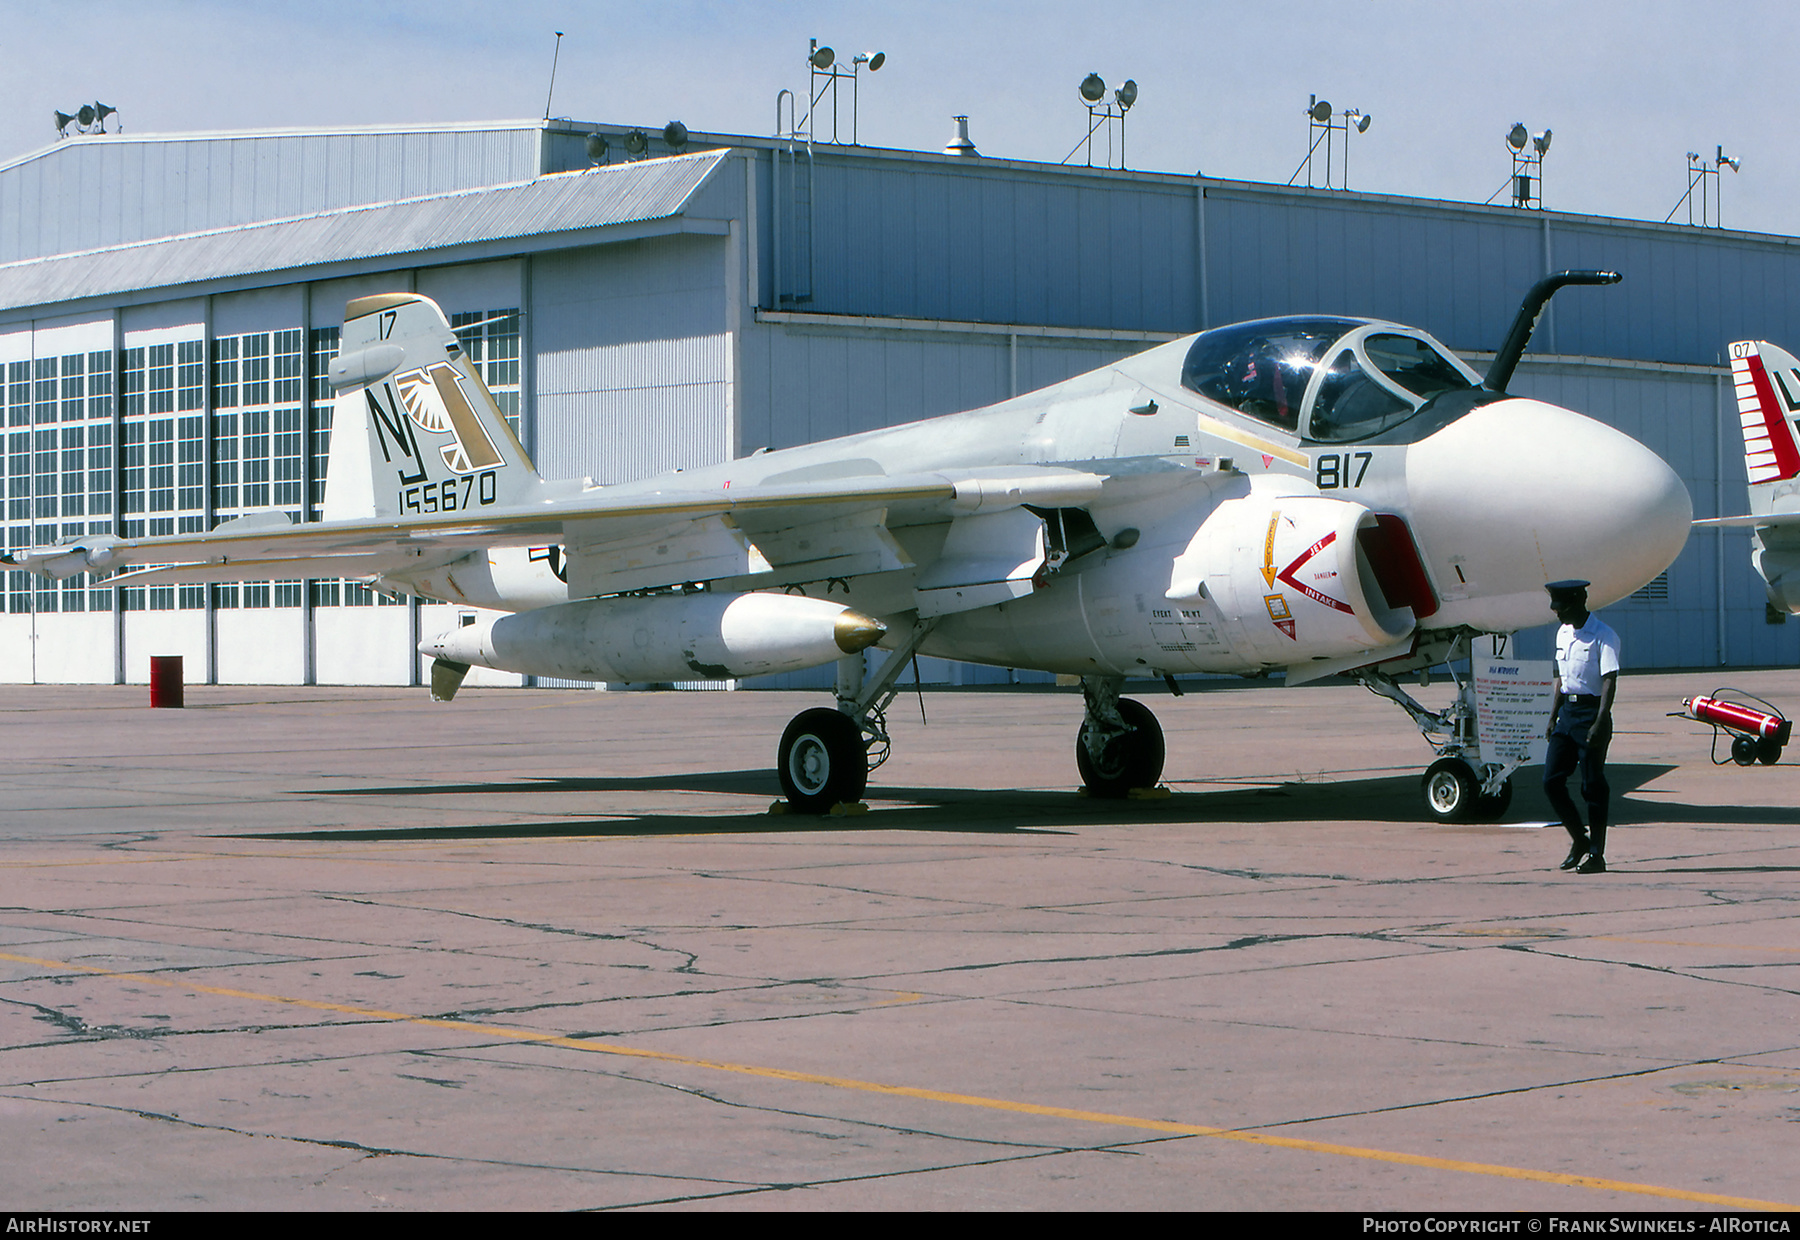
[[1729, 340, 1800, 494]]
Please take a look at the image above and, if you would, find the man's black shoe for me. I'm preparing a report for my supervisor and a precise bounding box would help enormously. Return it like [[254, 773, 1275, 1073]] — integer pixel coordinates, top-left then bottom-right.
[[1559, 840, 1591, 871], [1577, 853, 1606, 874]]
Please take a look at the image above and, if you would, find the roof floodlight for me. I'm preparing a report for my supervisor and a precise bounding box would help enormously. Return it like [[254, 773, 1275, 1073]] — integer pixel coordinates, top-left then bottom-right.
[[54, 110, 75, 136], [1115, 79, 1138, 110], [663, 121, 689, 151], [623, 128, 649, 157], [1507, 122, 1528, 151], [1355, 112, 1372, 134], [93, 102, 116, 126], [1532, 129, 1552, 156], [1719, 145, 1741, 172], [585, 132, 608, 163], [860, 51, 885, 71], [1310, 99, 1333, 123], [1079, 73, 1106, 103], [77, 104, 96, 127], [810, 42, 835, 69]]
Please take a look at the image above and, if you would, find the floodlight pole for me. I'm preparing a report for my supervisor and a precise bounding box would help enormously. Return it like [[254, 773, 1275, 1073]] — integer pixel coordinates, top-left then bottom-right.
[[543, 32, 564, 122], [1062, 95, 1133, 170]]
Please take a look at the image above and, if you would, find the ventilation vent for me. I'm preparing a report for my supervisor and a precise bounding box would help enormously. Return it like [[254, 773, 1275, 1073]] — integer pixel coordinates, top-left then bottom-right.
[[1630, 572, 1670, 604]]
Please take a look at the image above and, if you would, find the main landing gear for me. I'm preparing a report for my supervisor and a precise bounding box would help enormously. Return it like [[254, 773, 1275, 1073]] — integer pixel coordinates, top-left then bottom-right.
[[1076, 676, 1166, 797], [1354, 635, 1520, 825], [775, 618, 939, 814]]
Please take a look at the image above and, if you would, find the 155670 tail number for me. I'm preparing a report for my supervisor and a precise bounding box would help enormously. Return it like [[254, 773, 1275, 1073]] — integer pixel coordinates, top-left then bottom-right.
[[401, 471, 499, 514]]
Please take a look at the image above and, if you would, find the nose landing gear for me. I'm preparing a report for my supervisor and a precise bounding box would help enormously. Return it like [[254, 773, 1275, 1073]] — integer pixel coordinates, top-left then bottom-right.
[[1356, 635, 1524, 824], [1421, 755, 1513, 824]]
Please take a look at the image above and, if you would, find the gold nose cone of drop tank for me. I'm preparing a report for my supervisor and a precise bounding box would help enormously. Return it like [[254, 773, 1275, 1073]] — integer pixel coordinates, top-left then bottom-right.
[[834, 610, 887, 653]]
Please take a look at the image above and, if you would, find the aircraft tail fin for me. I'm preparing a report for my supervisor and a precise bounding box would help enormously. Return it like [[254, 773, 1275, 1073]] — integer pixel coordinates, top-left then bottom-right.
[[323, 294, 562, 522], [1730, 340, 1800, 490]]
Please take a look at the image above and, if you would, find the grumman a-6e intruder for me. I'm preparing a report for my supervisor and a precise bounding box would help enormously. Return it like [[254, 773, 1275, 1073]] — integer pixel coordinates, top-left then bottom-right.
[[6, 274, 1691, 819]]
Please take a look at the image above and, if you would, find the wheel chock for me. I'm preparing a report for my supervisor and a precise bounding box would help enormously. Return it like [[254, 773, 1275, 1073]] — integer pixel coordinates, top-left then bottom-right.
[[768, 801, 790, 815], [1127, 785, 1172, 800], [829, 801, 870, 816]]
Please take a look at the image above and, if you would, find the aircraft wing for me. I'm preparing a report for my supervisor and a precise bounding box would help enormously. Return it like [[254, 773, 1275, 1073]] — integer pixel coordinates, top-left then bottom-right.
[[5, 290, 1107, 610], [2, 465, 1106, 601], [1694, 512, 1800, 529]]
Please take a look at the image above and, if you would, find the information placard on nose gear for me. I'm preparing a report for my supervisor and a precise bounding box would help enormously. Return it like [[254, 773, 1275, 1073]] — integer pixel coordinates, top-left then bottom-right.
[[1474, 658, 1555, 768]]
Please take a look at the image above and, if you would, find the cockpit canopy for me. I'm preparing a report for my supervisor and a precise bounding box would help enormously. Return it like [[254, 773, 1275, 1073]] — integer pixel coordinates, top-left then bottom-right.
[[1179, 317, 1482, 443]]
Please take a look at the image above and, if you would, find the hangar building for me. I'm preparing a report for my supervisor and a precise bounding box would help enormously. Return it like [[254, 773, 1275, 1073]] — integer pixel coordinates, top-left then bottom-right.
[[0, 117, 1793, 687]]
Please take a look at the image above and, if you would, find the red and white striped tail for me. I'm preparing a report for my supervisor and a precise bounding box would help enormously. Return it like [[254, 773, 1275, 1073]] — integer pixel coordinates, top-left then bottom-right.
[[1730, 340, 1800, 486]]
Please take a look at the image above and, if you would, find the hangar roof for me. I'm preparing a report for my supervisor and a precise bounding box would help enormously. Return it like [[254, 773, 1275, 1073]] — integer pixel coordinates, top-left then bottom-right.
[[0, 148, 732, 315]]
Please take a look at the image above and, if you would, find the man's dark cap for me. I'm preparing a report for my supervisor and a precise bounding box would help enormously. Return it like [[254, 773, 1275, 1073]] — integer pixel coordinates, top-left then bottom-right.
[[1545, 579, 1590, 597]]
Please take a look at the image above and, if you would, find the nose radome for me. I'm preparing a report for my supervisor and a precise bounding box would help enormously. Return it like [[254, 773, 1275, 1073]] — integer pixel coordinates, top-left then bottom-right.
[[1404, 398, 1691, 630]]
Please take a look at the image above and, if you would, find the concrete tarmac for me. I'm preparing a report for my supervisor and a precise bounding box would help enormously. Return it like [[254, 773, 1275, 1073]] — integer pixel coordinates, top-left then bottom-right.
[[1, 670, 1797, 1212]]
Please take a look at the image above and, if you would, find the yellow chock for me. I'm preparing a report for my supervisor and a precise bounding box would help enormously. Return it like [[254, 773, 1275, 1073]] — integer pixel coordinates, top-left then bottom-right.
[[768, 801, 790, 815], [1127, 785, 1172, 800], [829, 801, 870, 816]]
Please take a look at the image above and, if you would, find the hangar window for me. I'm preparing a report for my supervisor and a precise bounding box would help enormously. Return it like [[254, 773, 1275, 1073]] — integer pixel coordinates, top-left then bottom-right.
[[212, 336, 238, 408], [308, 327, 340, 519], [453, 309, 522, 437], [177, 341, 205, 412]]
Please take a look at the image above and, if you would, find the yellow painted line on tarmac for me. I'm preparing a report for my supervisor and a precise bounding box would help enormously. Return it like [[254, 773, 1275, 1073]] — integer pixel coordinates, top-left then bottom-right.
[[1, 948, 1792, 1211]]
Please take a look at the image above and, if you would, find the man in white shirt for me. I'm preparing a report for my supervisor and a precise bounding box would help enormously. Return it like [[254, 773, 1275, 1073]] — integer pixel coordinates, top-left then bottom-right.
[[1543, 580, 1621, 874]]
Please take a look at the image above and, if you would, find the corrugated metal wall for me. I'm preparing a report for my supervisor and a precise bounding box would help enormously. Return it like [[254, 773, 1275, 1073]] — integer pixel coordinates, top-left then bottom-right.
[[769, 148, 1800, 370], [766, 153, 1199, 331], [532, 236, 731, 485], [740, 322, 1143, 453]]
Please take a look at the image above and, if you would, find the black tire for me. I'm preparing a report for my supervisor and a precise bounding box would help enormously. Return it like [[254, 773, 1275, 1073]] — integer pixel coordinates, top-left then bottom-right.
[[1421, 757, 1479, 823], [1076, 698, 1166, 798], [1732, 735, 1759, 766], [1757, 737, 1783, 766], [1470, 778, 1513, 822], [778, 708, 868, 814]]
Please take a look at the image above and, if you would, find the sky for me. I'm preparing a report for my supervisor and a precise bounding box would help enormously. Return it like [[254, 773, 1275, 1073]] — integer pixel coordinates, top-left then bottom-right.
[[1, 0, 1794, 236]]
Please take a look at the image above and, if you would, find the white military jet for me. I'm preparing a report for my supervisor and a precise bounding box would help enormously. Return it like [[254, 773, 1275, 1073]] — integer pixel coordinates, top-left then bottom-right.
[[1695, 339, 1800, 619], [6, 274, 1691, 819]]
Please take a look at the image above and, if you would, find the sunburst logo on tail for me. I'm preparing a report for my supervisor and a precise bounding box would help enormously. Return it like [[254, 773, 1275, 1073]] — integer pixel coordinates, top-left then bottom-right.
[[393, 362, 503, 475]]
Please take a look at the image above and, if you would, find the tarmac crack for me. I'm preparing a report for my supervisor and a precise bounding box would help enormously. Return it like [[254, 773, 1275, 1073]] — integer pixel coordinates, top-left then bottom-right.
[[1236, 1055, 1784, 1134], [1502, 943, 1800, 999], [319, 895, 708, 972], [0, 1089, 768, 1190], [583, 1139, 1175, 1211]]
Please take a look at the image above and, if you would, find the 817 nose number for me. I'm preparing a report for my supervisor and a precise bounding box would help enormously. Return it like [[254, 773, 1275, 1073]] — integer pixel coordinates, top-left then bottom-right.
[[1314, 451, 1372, 490]]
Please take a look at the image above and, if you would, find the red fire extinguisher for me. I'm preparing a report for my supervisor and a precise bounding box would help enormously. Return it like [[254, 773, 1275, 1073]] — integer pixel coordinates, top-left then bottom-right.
[[1679, 690, 1790, 766]]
